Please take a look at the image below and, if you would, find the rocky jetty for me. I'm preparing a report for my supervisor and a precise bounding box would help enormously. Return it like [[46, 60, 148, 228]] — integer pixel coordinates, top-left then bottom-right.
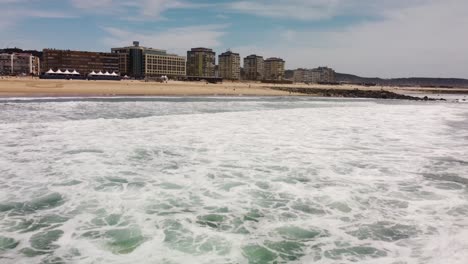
[[271, 87, 443, 101]]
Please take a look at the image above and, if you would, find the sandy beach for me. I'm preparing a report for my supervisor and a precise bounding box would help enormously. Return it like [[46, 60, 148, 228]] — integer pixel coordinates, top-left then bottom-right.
[[0, 78, 296, 97], [0, 77, 467, 97]]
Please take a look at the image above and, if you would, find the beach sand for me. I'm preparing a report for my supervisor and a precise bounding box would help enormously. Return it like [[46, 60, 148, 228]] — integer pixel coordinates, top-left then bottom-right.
[[0, 77, 467, 97], [0, 78, 296, 97]]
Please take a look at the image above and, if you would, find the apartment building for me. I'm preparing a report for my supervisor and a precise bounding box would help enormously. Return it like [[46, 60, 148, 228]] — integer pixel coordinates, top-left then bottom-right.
[[293, 67, 336, 83], [243, 55, 264, 81], [218, 51, 240, 80], [42, 49, 118, 75], [264, 57, 285, 81], [0, 53, 40, 75], [316, 67, 336, 83], [112, 41, 186, 78], [186, 48, 216, 77]]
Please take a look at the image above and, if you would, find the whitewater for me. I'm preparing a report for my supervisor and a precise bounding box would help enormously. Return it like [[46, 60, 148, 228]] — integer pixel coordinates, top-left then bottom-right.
[[0, 97, 467, 264]]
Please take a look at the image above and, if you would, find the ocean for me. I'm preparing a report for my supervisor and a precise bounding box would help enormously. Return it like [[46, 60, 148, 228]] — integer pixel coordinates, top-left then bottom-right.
[[0, 97, 467, 264]]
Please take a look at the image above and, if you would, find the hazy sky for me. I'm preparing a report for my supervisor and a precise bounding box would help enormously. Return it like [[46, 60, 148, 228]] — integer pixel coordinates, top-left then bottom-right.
[[1, 0, 467, 78]]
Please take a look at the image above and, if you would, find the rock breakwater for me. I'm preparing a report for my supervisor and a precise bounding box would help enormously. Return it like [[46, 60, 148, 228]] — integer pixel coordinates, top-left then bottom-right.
[[271, 87, 443, 100]]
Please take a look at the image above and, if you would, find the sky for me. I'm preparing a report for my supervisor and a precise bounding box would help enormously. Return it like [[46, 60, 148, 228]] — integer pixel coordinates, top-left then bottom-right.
[[1, 0, 467, 78]]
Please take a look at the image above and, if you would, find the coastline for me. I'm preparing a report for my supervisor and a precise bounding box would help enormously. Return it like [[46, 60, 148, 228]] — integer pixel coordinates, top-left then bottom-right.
[[1, 78, 467, 98], [0, 79, 299, 97]]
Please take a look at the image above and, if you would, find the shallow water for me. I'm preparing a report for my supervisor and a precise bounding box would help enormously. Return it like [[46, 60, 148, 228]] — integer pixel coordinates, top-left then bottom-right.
[[0, 97, 467, 264]]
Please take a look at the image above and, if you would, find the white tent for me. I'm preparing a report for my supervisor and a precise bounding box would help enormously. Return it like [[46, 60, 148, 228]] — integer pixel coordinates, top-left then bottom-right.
[[111, 72, 118, 76], [72, 70, 80, 75], [104, 71, 111, 76], [89, 71, 97, 76], [56, 69, 64, 74], [64, 69, 71, 74], [97, 71, 104, 76], [46, 69, 55, 74]]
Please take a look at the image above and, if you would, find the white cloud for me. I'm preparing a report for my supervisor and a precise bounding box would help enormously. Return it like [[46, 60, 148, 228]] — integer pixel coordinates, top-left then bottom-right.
[[0, 0, 76, 49], [70, 0, 197, 19], [0, 0, 27, 3], [70, 0, 113, 9], [0, 8, 75, 30], [101, 24, 228, 55], [0, 0, 76, 30], [227, 0, 339, 21], [226, 0, 434, 21], [233, 0, 468, 78], [215, 14, 229, 20]]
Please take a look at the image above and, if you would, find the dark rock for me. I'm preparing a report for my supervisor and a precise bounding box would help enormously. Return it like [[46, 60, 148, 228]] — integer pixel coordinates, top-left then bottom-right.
[[271, 87, 440, 101]]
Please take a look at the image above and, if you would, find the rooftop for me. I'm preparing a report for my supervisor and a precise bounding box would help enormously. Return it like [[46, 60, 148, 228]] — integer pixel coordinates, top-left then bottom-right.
[[219, 51, 240, 56], [245, 54, 264, 59], [43, 49, 115, 55], [265, 57, 285, 62], [190, 47, 214, 52], [0, 52, 35, 57], [111, 45, 167, 53]]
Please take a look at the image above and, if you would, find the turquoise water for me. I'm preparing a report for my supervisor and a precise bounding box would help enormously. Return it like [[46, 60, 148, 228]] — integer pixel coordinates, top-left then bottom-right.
[[0, 97, 467, 263]]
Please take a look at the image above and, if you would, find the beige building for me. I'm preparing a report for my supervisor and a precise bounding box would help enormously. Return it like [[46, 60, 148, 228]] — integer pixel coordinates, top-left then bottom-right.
[[294, 68, 315, 83], [294, 67, 336, 83], [317, 67, 336, 83], [243, 55, 264, 81], [112, 42, 186, 78], [186, 48, 216, 77], [0, 53, 40, 75], [293, 69, 306, 83], [264, 57, 285, 80], [144, 52, 186, 77], [218, 51, 240, 80]]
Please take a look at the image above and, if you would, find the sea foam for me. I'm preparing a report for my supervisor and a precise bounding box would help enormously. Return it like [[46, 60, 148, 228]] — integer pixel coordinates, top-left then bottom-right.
[[0, 97, 467, 263]]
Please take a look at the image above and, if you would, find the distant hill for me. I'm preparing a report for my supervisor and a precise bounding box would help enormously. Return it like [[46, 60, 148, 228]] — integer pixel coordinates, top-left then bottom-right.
[[336, 73, 468, 88]]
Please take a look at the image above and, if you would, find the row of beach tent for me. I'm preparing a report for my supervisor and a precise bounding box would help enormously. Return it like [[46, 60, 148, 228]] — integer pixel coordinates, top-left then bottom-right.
[[45, 69, 119, 76], [46, 69, 80, 75], [88, 71, 119, 77]]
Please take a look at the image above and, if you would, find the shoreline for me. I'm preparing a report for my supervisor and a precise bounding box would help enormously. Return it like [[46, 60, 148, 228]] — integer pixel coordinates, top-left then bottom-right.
[[0, 78, 467, 99], [0, 93, 304, 98], [0, 79, 301, 97]]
